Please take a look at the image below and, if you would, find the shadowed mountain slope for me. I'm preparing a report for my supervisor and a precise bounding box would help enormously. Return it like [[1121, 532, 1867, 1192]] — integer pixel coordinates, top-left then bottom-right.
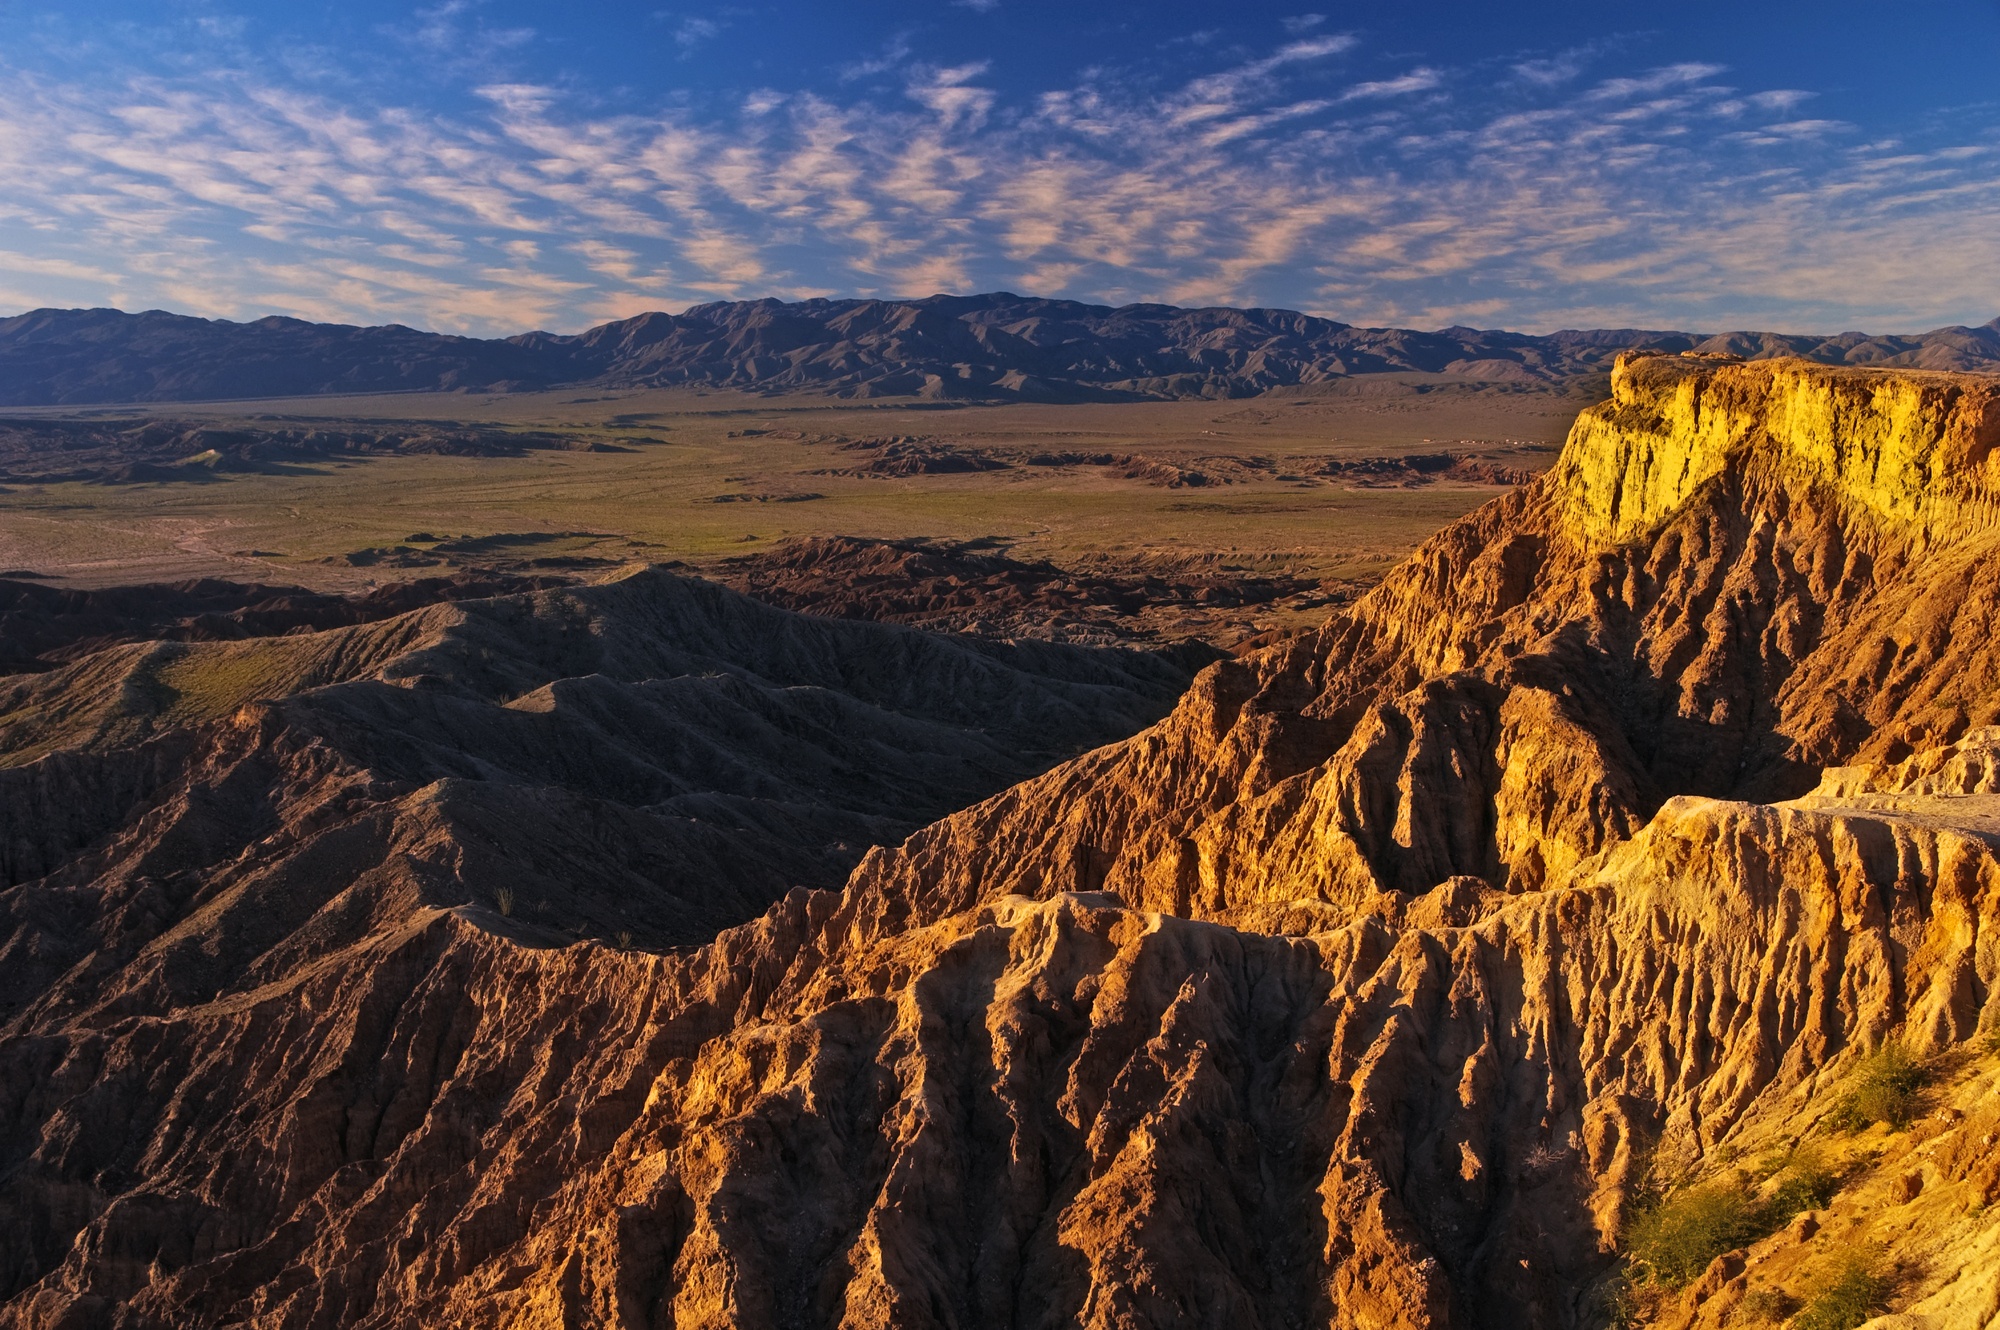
[[4, 296, 1999, 404], [0, 569, 1195, 917], [0, 308, 554, 404], [5, 357, 2000, 1327], [0, 574, 571, 675]]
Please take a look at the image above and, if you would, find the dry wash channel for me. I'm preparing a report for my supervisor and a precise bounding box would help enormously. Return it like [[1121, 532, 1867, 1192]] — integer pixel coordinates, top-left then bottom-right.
[[5, 353, 2000, 1328]]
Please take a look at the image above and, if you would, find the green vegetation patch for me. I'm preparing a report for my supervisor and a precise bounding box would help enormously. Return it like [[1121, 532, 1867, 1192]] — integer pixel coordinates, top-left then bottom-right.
[[1764, 1143, 1839, 1218], [1739, 1287, 1799, 1324], [1793, 1249, 1890, 1330], [1831, 1043, 1929, 1132], [1627, 1183, 1763, 1288], [1626, 1146, 1847, 1290], [154, 647, 303, 727]]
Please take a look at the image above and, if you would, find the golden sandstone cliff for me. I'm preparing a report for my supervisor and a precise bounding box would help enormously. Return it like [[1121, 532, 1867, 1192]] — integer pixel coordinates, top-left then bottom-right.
[[4, 354, 2000, 1328]]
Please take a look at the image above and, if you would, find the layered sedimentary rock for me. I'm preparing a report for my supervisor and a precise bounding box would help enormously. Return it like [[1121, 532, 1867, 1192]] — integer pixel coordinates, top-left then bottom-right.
[[5, 355, 2000, 1328]]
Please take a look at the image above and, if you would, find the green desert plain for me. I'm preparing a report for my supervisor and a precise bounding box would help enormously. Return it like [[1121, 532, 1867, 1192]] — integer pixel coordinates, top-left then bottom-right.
[[0, 376, 1582, 642]]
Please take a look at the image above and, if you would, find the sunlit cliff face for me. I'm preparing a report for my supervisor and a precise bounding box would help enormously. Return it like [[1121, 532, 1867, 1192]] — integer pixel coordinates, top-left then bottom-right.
[[1560, 353, 2000, 544]]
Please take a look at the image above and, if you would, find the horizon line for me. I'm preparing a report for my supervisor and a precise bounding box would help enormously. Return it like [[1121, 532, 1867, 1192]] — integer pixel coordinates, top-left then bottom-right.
[[7, 295, 2000, 345]]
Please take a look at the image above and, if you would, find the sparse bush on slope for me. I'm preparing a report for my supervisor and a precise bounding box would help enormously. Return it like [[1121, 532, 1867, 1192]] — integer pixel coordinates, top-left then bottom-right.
[[1627, 1183, 1762, 1288], [1626, 1143, 1846, 1290], [1764, 1143, 1839, 1219], [1831, 1044, 1928, 1131], [1793, 1249, 1889, 1330]]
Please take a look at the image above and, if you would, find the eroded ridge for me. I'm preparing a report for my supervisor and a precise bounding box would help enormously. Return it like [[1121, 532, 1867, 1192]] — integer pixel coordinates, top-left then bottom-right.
[[5, 357, 2000, 1328]]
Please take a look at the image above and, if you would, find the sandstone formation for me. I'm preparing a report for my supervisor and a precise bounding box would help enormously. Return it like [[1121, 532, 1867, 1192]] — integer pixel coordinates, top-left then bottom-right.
[[4, 355, 2000, 1327], [5, 297, 1999, 405]]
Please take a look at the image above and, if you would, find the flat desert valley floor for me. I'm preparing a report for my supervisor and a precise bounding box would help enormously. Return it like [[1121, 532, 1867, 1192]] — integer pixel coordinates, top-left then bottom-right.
[[0, 377, 1585, 643]]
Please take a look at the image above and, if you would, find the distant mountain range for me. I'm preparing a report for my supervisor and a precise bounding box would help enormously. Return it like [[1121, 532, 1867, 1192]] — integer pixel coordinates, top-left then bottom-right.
[[2, 293, 1997, 406]]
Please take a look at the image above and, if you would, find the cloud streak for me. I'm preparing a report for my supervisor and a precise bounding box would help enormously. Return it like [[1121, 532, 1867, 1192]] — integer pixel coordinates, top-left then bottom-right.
[[0, 35, 1996, 335]]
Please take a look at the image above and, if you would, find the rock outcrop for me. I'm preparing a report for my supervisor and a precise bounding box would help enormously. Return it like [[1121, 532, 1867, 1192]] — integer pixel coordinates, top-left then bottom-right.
[[709, 535, 1338, 649], [5, 356, 2000, 1328]]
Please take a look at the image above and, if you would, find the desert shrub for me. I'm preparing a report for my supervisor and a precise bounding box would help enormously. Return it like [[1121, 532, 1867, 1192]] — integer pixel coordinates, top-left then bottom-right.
[[1764, 1143, 1839, 1219], [1625, 1141, 1845, 1290], [1739, 1287, 1798, 1323], [1831, 1044, 1927, 1131], [494, 887, 515, 917], [1592, 1277, 1642, 1330], [1793, 1250, 1889, 1330], [1626, 1183, 1761, 1288], [1522, 1142, 1570, 1175]]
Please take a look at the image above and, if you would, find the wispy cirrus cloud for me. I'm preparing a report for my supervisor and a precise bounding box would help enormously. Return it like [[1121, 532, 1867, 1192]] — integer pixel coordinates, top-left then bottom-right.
[[674, 17, 723, 54], [1339, 67, 1441, 102], [0, 30, 1997, 337]]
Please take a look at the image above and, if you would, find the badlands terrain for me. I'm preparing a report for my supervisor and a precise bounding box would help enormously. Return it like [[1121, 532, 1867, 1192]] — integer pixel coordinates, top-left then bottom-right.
[[2, 345, 2000, 1329]]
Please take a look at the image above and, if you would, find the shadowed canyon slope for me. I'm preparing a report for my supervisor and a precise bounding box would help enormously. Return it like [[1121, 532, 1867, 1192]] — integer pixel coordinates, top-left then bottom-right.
[[0, 574, 575, 676], [6, 355, 2000, 1327], [4, 297, 2000, 404], [0, 569, 1194, 947]]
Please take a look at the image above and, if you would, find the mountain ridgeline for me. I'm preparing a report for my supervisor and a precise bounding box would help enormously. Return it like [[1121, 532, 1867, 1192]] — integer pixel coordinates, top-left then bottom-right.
[[2, 295, 2000, 404], [4, 355, 2000, 1327]]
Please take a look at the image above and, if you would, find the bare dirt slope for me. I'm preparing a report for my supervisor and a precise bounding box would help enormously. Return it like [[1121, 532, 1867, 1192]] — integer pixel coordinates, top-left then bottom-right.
[[4, 355, 2000, 1328]]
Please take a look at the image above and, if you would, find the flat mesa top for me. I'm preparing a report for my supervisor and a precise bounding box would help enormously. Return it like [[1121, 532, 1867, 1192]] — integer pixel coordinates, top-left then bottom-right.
[[1782, 792, 2000, 841]]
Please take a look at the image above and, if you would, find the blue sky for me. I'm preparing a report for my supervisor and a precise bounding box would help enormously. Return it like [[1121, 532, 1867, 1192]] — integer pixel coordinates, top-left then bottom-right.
[[3, 1, 1998, 335]]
